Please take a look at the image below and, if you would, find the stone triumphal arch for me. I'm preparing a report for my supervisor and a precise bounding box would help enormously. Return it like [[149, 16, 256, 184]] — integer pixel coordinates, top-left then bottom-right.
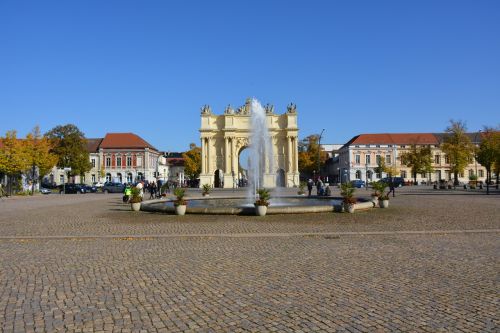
[[199, 99, 299, 188]]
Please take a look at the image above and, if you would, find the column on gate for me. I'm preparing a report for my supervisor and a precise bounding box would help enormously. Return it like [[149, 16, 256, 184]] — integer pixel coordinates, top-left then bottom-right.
[[201, 138, 206, 174], [287, 135, 293, 173], [293, 136, 298, 173]]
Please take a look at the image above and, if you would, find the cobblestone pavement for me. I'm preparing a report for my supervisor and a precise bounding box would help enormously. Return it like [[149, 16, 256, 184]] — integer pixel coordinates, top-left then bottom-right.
[[0, 188, 499, 332]]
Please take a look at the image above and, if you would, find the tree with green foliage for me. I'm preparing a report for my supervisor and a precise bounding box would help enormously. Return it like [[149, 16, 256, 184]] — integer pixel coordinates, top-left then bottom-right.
[[45, 124, 91, 180], [441, 120, 475, 185], [374, 158, 399, 178], [399, 144, 433, 184], [298, 134, 328, 178], [24, 126, 58, 195], [0, 131, 29, 195], [182, 143, 201, 183], [476, 127, 500, 195]]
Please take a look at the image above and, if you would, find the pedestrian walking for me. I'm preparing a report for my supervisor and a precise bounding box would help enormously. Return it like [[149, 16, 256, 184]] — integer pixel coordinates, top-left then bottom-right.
[[123, 184, 132, 203], [317, 178, 324, 196], [307, 179, 314, 197], [388, 178, 396, 197]]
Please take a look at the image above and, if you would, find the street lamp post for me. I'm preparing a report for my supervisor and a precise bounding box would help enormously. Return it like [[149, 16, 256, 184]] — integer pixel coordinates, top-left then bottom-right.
[[337, 167, 340, 185], [365, 163, 369, 191], [474, 130, 481, 183], [317, 129, 325, 181]]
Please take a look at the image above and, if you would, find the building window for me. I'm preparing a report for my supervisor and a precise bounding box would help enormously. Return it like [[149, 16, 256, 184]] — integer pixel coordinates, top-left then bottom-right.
[[385, 155, 391, 164], [468, 170, 474, 178], [91, 174, 96, 183], [127, 156, 132, 167], [365, 155, 371, 165], [388, 145, 393, 147], [479, 170, 484, 177], [400, 145, 406, 148], [355, 170, 361, 179], [91, 158, 95, 168], [354, 145, 360, 148], [355, 155, 360, 164], [137, 156, 142, 167], [434, 155, 440, 164], [376, 145, 380, 148], [401, 170, 407, 178], [421, 173, 426, 178], [106, 157, 111, 167], [106, 173, 111, 182], [365, 145, 370, 148], [116, 157, 122, 168], [459, 172, 464, 178], [60, 175, 64, 184], [376, 155, 381, 164], [445, 156, 450, 164]]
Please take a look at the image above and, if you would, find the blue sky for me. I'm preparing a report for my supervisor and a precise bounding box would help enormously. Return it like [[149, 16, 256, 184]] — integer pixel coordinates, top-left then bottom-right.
[[1, 0, 499, 151]]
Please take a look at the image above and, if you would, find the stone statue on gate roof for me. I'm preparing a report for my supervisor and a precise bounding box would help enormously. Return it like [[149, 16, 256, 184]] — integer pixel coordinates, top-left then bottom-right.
[[224, 104, 234, 114], [201, 104, 212, 115], [287, 103, 297, 113], [264, 103, 274, 114]]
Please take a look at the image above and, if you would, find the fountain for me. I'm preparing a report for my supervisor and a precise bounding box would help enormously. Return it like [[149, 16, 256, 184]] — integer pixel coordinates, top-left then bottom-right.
[[141, 98, 346, 215], [247, 98, 274, 201]]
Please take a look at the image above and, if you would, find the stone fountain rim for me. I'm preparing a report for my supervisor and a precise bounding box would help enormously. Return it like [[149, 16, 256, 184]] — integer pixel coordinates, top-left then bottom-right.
[[140, 195, 369, 215]]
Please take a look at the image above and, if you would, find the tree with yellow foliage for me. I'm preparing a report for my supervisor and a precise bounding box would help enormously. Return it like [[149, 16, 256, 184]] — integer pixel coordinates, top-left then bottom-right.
[[0, 131, 29, 195], [24, 126, 58, 195], [298, 134, 328, 179], [182, 143, 201, 185]]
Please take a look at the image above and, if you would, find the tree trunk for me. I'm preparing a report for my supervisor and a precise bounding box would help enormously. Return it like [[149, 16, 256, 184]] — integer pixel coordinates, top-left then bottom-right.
[[413, 172, 417, 185], [453, 172, 459, 186], [486, 169, 490, 195], [31, 164, 36, 195], [7, 174, 12, 196]]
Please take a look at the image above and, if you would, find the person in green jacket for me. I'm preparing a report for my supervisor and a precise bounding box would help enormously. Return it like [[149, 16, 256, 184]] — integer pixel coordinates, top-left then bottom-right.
[[123, 184, 132, 203]]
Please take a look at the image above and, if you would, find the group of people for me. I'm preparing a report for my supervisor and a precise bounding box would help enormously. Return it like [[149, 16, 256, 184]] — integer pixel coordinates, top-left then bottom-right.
[[307, 178, 331, 197], [122, 180, 179, 203]]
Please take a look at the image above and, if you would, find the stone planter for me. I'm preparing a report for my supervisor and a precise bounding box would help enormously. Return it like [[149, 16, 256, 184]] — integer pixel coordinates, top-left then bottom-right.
[[131, 202, 141, 211], [255, 205, 268, 216], [343, 203, 355, 213], [379, 199, 389, 208], [175, 205, 187, 215]]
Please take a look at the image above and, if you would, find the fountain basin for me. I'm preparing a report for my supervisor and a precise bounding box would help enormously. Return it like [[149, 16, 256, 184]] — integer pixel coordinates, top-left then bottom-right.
[[141, 196, 345, 215]]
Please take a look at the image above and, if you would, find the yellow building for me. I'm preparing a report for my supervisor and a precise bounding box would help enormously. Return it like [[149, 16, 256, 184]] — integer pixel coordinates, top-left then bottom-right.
[[336, 132, 487, 185]]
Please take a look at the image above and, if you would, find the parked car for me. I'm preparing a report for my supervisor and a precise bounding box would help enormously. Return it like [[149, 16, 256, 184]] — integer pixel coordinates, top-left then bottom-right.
[[93, 181, 104, 188], [102, 182, 125, 194], [80, 184, 98, 193], [58, 183, 86, 194], [381, 177, 405, 187], [40, 188, 52, 195], [350, 180, 366, 188], [41, 181, 58, 189]]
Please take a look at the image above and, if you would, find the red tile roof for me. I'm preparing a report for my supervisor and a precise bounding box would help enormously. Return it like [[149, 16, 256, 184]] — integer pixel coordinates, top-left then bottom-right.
[[86, 138, 103, 153], [349, 133, 439, 145], [166, 158, 184, 167], [100, 133, 158, 151]]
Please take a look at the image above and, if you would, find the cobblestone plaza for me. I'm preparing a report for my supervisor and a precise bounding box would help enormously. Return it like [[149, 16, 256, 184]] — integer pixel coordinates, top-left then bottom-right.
[[0, 188, 499, 332]]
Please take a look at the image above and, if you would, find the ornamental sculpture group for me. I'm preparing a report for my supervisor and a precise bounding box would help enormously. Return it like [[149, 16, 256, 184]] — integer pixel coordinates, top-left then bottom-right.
[[199, 99, 300, 188]]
